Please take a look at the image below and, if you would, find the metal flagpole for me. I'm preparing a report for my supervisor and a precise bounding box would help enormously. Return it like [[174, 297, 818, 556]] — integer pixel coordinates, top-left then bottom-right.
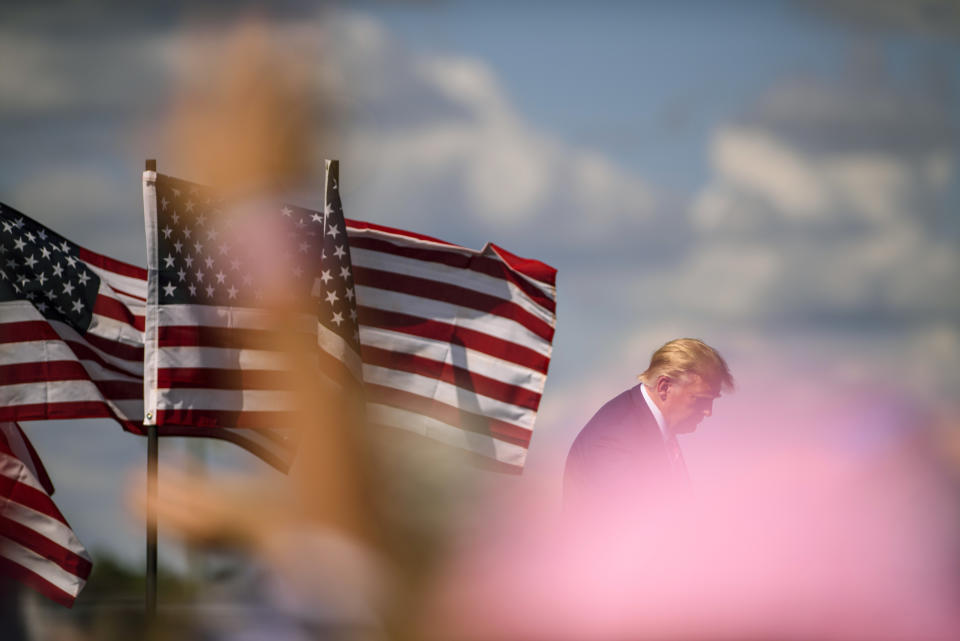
[[146, 423, 158, 618], [144, 158, 158, 620]]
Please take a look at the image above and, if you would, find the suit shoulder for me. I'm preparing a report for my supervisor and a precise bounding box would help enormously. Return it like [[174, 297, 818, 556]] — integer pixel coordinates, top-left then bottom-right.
[[571, 386, 649, 448]]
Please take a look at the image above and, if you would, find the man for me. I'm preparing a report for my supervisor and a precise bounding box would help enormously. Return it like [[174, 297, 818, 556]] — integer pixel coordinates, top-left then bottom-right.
[[563, 338, 734, 510]]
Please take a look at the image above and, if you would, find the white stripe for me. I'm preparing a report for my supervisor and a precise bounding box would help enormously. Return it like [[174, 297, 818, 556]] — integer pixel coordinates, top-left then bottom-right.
[[347, 227, 557, 299], [0, 491, 89, 560], [317, 322, 362, 379], [346, 225, 458, 251], [0, 535, 85, 597], [356, 286, 552, 357], [50, 321, 142, 376], [157, 304, 316, 332], [0, 377, 139, 421], [359, 327, 546, 393], [350, 247, 556, 325], [86, 313, 144, 349], [85, 263, 147, 299], [157, 345, 289, 370], [0, 342, 141, 386], [367, 403, 527, 466], [0, 310, 142, 376], [0, 424, 44, 491], [76, 357, 141, 385], [110, 291, 146, 310], [0, 452, 46, 495], [0, 378, 141, 422], [0, 300, 42, 322], [363, 364, 535, 430], [93, 288, 145, 325], [0, 379, 113, 404], [155, 388, 294, 412], [86, 314, 143, 347]]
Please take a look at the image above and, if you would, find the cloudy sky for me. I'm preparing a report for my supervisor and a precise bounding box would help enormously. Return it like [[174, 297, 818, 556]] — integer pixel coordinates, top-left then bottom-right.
[[2, 1, 959, 567]]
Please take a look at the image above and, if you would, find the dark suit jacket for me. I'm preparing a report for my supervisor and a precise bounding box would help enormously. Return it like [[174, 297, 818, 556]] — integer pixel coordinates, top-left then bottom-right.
[[563, 383, 682, 512]]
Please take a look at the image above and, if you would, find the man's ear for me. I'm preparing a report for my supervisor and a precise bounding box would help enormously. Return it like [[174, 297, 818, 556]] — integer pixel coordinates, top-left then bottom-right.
[[655, 376, 671, 400]]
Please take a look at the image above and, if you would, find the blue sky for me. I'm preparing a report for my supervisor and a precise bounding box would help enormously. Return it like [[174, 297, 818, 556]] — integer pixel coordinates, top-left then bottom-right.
[[1, 2, 958, 570]]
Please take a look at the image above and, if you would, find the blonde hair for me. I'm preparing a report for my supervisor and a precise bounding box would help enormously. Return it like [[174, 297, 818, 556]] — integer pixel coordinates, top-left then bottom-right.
[[638, 338, 734, 392]]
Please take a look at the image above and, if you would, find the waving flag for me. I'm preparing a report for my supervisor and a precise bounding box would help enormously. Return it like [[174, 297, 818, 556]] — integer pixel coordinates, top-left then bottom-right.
[[142, 160, 556, 470], [141, 161, 362, 470], [347, 218, 556, 470], [0, 202, 145, 432], [0, 422, 91, 607]]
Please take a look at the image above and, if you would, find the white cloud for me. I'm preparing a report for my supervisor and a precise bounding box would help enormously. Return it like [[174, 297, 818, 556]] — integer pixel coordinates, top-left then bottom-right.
[[695, 126, 955, 230], [323, 13, 656, 238]]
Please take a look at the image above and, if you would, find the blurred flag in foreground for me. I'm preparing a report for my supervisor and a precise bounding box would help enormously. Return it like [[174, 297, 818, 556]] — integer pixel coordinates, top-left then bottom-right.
[[0, 422, 91, 607]]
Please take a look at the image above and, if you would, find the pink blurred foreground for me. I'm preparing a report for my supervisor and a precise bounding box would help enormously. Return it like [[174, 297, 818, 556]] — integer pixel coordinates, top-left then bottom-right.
[[427, 390, 960, 641]]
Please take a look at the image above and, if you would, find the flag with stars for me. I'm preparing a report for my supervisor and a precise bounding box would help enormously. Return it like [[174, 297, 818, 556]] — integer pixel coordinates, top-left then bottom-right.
[[141, 162, 362, 470], [0, 202, 145, 432]]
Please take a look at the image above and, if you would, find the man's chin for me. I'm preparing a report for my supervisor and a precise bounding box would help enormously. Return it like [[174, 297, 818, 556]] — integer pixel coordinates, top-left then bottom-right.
[[675, 421, 699, 435]]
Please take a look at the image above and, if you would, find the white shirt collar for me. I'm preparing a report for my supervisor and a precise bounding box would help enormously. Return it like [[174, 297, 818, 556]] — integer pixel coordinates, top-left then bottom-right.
[[639, 383, 670, 441]]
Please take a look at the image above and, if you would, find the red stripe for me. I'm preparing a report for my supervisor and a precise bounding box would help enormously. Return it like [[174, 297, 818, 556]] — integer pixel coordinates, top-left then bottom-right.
[[0, 516, 91, 577], [62, 340, 141, 378], [358, 307, 550, 374], [0, 555, 78, 608], [0, 401, 130, 424], [0, 361, 92, 385], [346, 218, 458, 247], [0, 322, 140, 375], [10, 424, 54, 495], [93, 294, 144, 331], [0, 473, 65, 525], [158, 326, 314, 351], [0, 321, 58, 344], [348, 234, 556, 313], [77, 247, 147, 280], [107, 286, 146, 303], [366, 383, 532, 448], [361, 344, 541, 411], [82, 332, 142, 362], [155, 423, 290, 448], [488, 243, 556, 288], [151, 424, 293, 472], [0, 362, 140, 399], [157, 368, 294, 390], [354, 266, 555, 342], [155, 409, 295, 429]]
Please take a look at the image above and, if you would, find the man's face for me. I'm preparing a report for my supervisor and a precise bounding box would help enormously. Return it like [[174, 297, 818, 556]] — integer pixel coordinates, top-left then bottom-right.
[[659, 374, 720, 434]]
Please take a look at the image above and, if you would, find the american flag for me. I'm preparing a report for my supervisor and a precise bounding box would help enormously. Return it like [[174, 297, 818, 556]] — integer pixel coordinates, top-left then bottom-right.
[[347, 218, 556, 470], [0, 421, 92, 607], [143, 161, 556, 470], [141, 161, 362, 470], [0, 202, 146, 432]]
